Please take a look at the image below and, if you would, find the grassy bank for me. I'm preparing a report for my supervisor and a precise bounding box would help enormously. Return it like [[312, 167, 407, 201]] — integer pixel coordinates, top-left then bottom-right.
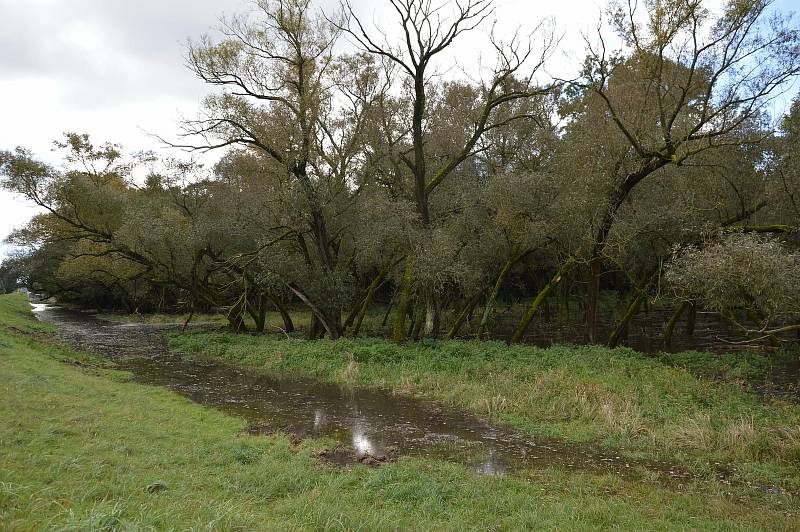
[[2, 293, 799, 529], [169, 332, 800, 487]]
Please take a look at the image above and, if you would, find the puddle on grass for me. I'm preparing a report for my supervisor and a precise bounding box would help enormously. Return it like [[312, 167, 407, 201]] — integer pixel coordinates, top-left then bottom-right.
[[32, 301, 710, 481]]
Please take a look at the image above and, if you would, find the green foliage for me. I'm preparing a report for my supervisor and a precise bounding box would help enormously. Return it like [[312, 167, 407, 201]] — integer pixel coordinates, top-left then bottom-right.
[[0, 258, 22, 293], [657, 349, 799, 382], [0, 292, 52, 333]]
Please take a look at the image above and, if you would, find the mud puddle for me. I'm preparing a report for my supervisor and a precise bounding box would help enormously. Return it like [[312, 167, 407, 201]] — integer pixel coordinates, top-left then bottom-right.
[[32, 302, 711, 481]]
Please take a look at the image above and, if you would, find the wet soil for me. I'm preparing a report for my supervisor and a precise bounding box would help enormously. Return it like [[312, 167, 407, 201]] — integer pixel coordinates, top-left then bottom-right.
[[32, 302, 715, 481]]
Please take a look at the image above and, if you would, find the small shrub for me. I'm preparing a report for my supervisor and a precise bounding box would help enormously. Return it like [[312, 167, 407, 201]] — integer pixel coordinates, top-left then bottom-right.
[[145, 480, 168, 493], [233, 444, 261, 464]]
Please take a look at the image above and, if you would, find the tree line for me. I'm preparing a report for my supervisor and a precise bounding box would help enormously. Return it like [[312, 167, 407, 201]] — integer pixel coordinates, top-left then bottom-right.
[[2, 0, 799, 346]]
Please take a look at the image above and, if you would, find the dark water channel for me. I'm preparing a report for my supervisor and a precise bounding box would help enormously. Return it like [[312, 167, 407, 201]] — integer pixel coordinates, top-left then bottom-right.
[[33, 302, 703, 480], [496, 306, 781, 354]]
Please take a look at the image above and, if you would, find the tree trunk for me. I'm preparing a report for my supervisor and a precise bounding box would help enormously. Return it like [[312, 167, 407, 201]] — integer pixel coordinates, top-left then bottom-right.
[[181, 305, 195, 333], [585, 159, 671, 342], [248, 293, 267, 335], [685, 303, 696, 336], [663, 300, 689, 347], [607, 290, 644, 348], [448, 292, 482, 339], [308, 314, 324, 340], [352, 276, 382, 337], [587, 259, 600, 344], [343, 297, 363, 331], [746, 308, 780, 346], [287, 283, 340, 339], [227, 294, 247, 333], [393, 255, 414, 342], [476, 257, 515, 339], [348, 259, 401, 336], [466, 300, 477, 322], [512, 262, 572, 344], [345, 266, 389, 331], [424, 291, 441, 338], [381, 298, 394, 327], [270, 297, 295, 333], [608, 269, 659, 348], [411, 297, 426, 341]]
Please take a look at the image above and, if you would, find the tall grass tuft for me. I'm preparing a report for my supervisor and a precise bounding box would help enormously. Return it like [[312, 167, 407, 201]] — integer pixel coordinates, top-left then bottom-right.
[[338, 351, 359, 386]]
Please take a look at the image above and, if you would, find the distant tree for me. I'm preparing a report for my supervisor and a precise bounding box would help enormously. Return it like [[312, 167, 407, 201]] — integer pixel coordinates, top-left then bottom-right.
[[0, 257, 22, 293], [176, 0, 390, 338]]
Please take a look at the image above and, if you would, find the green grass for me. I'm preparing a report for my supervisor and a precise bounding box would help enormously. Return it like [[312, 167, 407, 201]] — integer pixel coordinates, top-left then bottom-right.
[[2, 294, 800, 529], [168, 333, 800, 485], [0, 293, 53, 333], [98, 310, 229, 326], [98, 309, 316, 331]]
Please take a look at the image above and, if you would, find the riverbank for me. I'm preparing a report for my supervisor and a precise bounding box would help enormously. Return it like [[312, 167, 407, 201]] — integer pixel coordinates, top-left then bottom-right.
[[169, 330, 800, 489], [2, 294, 799, 528]]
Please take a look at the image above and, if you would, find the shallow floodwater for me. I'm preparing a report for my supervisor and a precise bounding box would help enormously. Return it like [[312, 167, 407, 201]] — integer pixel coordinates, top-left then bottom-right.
[[492, 306, 783, 354], [33, 302, 701, 479]]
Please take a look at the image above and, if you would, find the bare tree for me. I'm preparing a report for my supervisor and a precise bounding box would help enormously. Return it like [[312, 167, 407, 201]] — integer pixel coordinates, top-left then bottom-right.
[[170, 0, 388, 338], [339, 0, 558, 340]]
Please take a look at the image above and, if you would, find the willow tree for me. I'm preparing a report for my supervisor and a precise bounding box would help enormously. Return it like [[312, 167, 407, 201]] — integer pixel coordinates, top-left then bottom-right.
[[599, 133, 776, 347], [1, 135, 223, 314], [176, 0, 385, 338], [0, 135, 160, 307], [340, 0, 558, 340], [574, 0, 800, 342], [770, 97, 800, 228], [666, 233, 800, 340]]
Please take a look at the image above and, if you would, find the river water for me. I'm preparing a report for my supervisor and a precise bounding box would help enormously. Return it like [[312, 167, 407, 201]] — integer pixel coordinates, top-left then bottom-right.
[[32, 301, 702, 480]]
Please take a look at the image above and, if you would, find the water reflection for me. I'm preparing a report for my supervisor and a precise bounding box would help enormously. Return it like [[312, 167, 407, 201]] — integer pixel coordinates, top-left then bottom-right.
[[475, 453, 506, 475], [313, 408, 327, 431], [30, 303, 54, 313], [352, 422, 375, 456]]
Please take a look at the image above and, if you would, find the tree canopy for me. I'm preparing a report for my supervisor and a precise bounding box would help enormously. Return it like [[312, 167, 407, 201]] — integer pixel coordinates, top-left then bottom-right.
[[2, 0, 799, 347]]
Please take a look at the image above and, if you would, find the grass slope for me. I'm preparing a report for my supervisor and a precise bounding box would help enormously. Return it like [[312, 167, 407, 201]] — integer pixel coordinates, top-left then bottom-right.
[[1, 293, 798, 529]]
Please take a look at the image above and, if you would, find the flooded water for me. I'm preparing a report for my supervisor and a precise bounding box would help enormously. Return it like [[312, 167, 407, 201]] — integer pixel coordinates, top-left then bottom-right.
[[32, 301, 706, 480], [489, 306, 786, 354]]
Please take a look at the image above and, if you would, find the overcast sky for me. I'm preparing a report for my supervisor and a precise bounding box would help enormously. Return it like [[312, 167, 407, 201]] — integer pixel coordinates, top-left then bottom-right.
[[1, 0, 798, 260]]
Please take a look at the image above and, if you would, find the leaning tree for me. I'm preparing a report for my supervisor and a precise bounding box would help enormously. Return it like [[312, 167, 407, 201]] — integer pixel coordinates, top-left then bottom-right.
[[573, 0, 800, 342]]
